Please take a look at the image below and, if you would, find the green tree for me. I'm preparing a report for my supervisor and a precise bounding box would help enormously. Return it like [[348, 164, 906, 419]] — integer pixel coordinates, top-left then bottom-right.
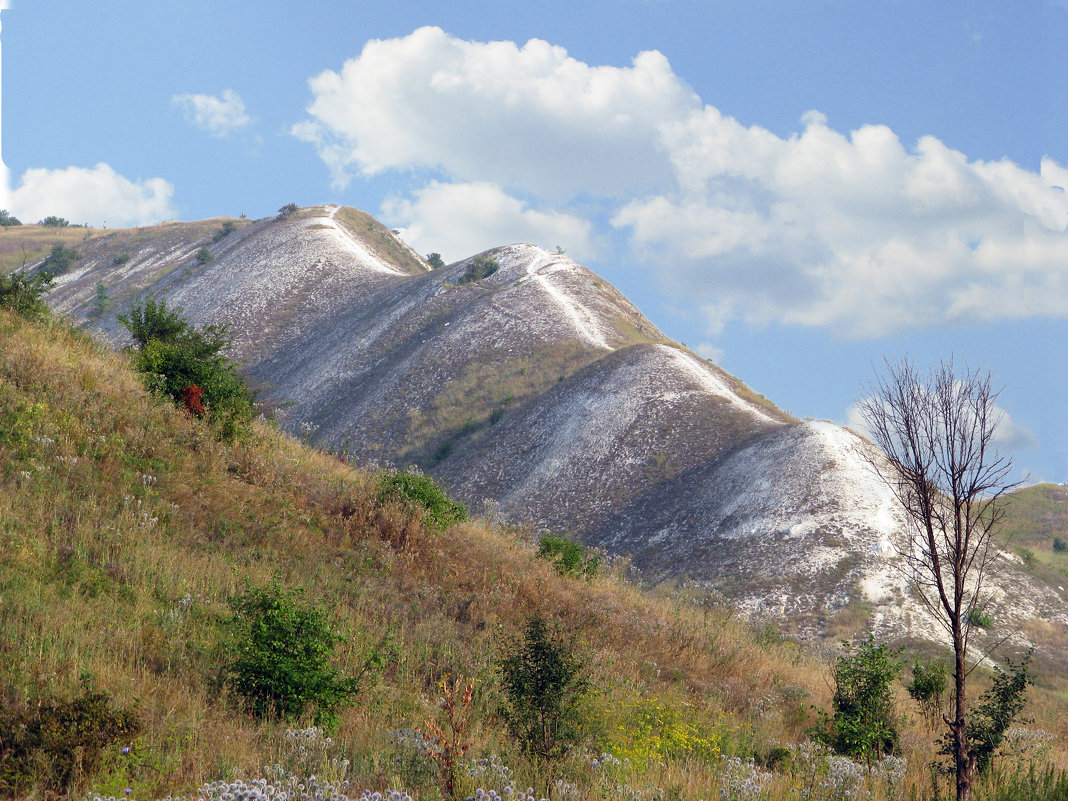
[[0, 271, 54, 321], [498, 615, 589, 767], [226, 581, 385, 730], [457, 254, 499, 284], [278, 203, 299, 217], [118, 297, 254, 440], [907, 659, 948, 729], [813, 637, 903, 768], [0, 209, 22, 227], [425, 252, 446, 269], [942, 652, 1032, 775], [93, 281, 109, 317], [39, 215, 70, 227], [195, 246, 214, 264], [40, 243, 81, 276]]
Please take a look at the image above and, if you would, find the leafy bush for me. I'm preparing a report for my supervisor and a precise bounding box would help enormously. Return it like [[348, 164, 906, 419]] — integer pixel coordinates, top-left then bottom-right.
[[498, 615, 589, 766], [425, 252, 445, 269], [0, 271, 54, 321], [112, 251, 131, 265], [537, 534, 599, 578], [944, 652, 1033, 775], [969, 608, 995, 628], [118, 297, 254, 440], [812, 637, 903, 766], [0, 681, 141, 797], [612, 699, 722, 766], [457, 254, 499, 284], [278, 203, 299, 217], [226, 581, 384, 730], [0, 209, 21, 227], [39, 215, 70, 227], [212, 220, 238, 242], [907, 659, 947, 728], [94, 281, 109, 316], [1054, 537, 1067, 553], [40, 243, 81, 276], [376, 470, 467, 531], [195, 246, 214, 264]]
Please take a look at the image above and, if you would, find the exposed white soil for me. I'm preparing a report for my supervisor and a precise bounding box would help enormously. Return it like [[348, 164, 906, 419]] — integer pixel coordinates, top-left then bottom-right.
[[43, 209, 1067, 657]]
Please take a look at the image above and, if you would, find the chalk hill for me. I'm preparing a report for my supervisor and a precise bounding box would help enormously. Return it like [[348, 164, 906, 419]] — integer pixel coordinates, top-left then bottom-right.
[[42, 205, 1068, 649]]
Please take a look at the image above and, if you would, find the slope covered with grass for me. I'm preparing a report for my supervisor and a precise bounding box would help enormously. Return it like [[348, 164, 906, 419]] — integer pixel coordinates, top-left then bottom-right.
[[0, 308, 1065, 801]]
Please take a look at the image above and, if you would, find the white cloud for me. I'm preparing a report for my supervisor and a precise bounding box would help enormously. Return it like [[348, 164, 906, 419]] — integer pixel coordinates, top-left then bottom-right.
[[293, 26, 697, 196], [173, 89, 253, 137], [295, 28, 1068, 338], [9, 163, 175, 227], [382, 181, 596, 263], [615, 111, 1068, 337]]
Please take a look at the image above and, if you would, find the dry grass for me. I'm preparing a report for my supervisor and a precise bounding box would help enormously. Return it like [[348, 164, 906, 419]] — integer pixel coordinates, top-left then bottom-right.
[[0, 308, 1064, 800]]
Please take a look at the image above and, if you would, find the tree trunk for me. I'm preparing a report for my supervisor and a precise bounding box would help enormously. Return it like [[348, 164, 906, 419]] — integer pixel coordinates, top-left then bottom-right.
[[952, 618, 972, 801]]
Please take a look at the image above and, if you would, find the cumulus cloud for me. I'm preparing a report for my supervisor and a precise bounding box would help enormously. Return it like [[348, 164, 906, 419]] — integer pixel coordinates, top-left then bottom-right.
[[295, 28, 1068, 338], [293, 26, 697, 196], [9, 163, 175, 227], [382, 181, 596, 263], [616, 110, 1068, 337], [173, 89, 253, 137]]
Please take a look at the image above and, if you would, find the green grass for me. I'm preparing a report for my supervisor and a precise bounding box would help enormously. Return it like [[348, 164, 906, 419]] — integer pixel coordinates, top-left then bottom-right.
[[334, 207, 429, 275]]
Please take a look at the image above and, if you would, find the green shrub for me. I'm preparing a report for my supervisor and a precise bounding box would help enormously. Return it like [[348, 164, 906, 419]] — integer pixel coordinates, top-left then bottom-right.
[[969, 608, 995, 628], [537, 534, 599, 578], [944, 651, 1033, 775], [94, 281, 109, 316], [0, 271, 54, 321], [907, 659, 947, 728], [812, 636, 903, 767], [226, 581, 384, 730], [376, 470, 467, 530], [498, 615, 589, 766], [118, 297, 254, 440], [425, 252, 445, 269], [212, 220, 238, 242], [0, 681, 141, 797], [40, 243, 81, 276], [195, 247, 214, 265], [1054, 537, 1067, 553], [0, 209, 21, 227], [113, 251, 131, 265], [39, 215, 70, 227], [278, 203, 299, 217], [457, 254, 499, 284]]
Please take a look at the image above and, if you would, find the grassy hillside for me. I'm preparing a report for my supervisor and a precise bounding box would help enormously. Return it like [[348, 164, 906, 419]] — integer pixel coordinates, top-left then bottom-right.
[[0, 308, 1065, 800]]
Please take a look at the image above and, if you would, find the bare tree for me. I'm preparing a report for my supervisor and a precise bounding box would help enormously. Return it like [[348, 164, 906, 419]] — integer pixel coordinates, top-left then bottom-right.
[[858, 357, 1016, 801]]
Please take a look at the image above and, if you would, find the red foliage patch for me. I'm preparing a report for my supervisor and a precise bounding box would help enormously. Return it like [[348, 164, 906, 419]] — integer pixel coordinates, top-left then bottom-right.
[[179, 384, 205, 417]]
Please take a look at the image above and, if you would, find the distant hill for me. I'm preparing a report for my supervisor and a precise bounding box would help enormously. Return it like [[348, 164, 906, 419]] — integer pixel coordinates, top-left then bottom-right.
[[37, 205, 1068, 651]]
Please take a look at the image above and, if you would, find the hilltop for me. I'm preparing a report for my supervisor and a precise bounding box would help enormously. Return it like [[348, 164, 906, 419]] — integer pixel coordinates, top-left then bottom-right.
[[26, 205, 1068, 652]]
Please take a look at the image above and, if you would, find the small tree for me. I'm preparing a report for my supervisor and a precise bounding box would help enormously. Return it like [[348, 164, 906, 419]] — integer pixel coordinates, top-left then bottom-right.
[[93, 281, 109, 316], [278, 203, 299, 217], [420, 677, 475, 801], [812, 637, 903, 768], [226, 581, 384, 730], [940, 652, 1032, 775], [425, 252, 446, 269], [0, 209, 22, 227], [40, 243, 81, 276], [859, 358, 1018, 801], [39, 215, 70, 227], [195, 247, 214, 264], [0, 271, 54, 320], [537, 534, 599, 578], [907, 659, 948, 729], [498, 615, 589, 769]]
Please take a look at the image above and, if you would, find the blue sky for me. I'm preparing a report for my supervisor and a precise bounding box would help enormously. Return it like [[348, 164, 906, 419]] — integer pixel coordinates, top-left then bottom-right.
[[4, 0, 1067, 484]]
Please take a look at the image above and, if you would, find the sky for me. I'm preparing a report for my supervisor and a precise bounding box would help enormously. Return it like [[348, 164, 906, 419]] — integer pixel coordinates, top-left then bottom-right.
[[3, 0, 1067, 484]]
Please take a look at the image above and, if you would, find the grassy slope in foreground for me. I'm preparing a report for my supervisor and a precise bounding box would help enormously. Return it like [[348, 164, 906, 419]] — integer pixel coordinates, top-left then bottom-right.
[[0, 309, 1065, 800]]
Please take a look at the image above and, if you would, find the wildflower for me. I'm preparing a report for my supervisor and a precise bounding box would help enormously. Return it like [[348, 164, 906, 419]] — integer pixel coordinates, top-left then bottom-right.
[[122, 746, 131, 754]]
